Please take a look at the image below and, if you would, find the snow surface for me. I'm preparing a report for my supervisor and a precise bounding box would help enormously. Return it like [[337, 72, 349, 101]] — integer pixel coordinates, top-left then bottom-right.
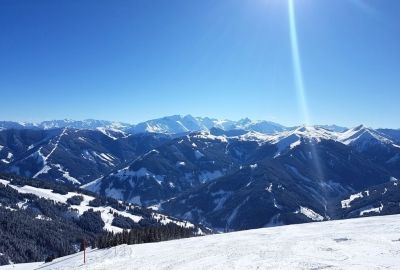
[[296, 206, 324, 221], [0, 263, 42, 270], [341, 192, 366, 208], [236, 131, 274, 145], [92, 152, 115, 166], [113, 167, 165, 184], [32, 148, 48, 178], [53, 164, 81, 185], [198, 170, 223, 182], [45, 128, 66, 160], [194, 150, 205, 159], [249, 163, 258, 170], [1, 180, 78, 204], [7, 214, 400, 270], [176, 161, 186, 167], [360, 203, 384, 216], [192, 132, 228, 143], [96, 127, 127, 140]]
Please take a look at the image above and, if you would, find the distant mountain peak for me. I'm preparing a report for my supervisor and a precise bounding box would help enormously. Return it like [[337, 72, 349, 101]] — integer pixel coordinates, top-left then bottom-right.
[[130, 115, 286, 135], [338, 124, 396, 151], [353, 124, 366, 131], [237, 117, 252, 125]]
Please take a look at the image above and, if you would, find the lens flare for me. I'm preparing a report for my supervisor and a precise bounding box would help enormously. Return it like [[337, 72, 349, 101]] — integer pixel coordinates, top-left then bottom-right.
[[288, 0, 310, 126], [288, 0, 328, 212]]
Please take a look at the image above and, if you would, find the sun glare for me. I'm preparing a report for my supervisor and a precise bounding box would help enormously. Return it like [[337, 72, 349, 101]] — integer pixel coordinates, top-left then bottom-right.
[[288, 0, 327, 204], [288, 0, 311, 126]]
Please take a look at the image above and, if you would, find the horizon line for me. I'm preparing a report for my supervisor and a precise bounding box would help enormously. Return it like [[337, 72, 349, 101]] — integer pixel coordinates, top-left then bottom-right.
[[0, 115, 399, 130]]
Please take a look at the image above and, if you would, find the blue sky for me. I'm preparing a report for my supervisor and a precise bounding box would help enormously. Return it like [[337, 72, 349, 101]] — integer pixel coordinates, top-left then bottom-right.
[[0, 0, 399, 128]]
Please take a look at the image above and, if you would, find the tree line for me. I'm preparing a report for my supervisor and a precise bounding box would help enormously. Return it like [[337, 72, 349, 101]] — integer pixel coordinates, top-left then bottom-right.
[[97, 223, 199, 249]]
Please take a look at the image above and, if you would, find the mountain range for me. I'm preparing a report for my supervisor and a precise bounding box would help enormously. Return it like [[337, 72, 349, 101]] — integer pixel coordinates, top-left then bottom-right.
[[0, 115, 296, 134], [0, 115, 399, 232]]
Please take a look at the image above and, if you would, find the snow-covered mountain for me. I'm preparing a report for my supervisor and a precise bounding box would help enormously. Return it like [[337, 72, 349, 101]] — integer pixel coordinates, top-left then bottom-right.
[[80, 125, 400, 231], [337, 125, 400, 178], [338, 125, 397, 149], [160, 132, 392, 230], [5, 214, 400, 270], [83, 132, 239, 206], [261, 126, 339, 157], [131, 115, 212, 134], [130, 115, 287, 135], [0, 115, 288, 135], [227, 117, 288, 134], [0, 119, 132, 132], [38, 119, 131, 131], [1, 122, 400, 232], [0, 128, 170, 184]]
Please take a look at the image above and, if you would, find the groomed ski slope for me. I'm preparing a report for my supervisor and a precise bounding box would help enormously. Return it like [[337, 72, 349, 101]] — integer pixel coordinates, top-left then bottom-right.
[[4, 214, 400, 270]]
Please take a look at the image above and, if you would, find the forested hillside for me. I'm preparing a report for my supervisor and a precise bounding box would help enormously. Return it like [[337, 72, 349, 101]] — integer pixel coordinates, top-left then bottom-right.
[[0, 174, 208, 265]]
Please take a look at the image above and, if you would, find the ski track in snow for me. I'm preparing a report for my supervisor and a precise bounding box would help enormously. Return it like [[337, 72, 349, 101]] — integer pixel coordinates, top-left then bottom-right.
[[33, 128, 67, 179], [45, 128, 67, 160], [6, 214, 400, 270]]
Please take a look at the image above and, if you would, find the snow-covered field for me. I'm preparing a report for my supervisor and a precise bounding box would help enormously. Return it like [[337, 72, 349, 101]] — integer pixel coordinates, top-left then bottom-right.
[[2, 214, 399, 270]]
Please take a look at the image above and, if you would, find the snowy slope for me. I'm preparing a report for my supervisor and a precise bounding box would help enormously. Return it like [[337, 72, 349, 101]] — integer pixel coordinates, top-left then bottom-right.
[[0, 263, 43, 270], [0, 128, 169, 184], [0, 178, 201, 234], [239, 126, 339, 157], [338, 125, 395, 150], [7, 214, 400, 270]]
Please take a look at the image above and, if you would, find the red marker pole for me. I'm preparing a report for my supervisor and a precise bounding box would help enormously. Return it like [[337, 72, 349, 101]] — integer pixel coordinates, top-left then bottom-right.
[[82, 239, 87, 265]]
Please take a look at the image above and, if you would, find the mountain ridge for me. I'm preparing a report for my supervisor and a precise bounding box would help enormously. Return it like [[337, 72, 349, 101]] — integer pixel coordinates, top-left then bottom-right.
[[0, 115, 353, 135]]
